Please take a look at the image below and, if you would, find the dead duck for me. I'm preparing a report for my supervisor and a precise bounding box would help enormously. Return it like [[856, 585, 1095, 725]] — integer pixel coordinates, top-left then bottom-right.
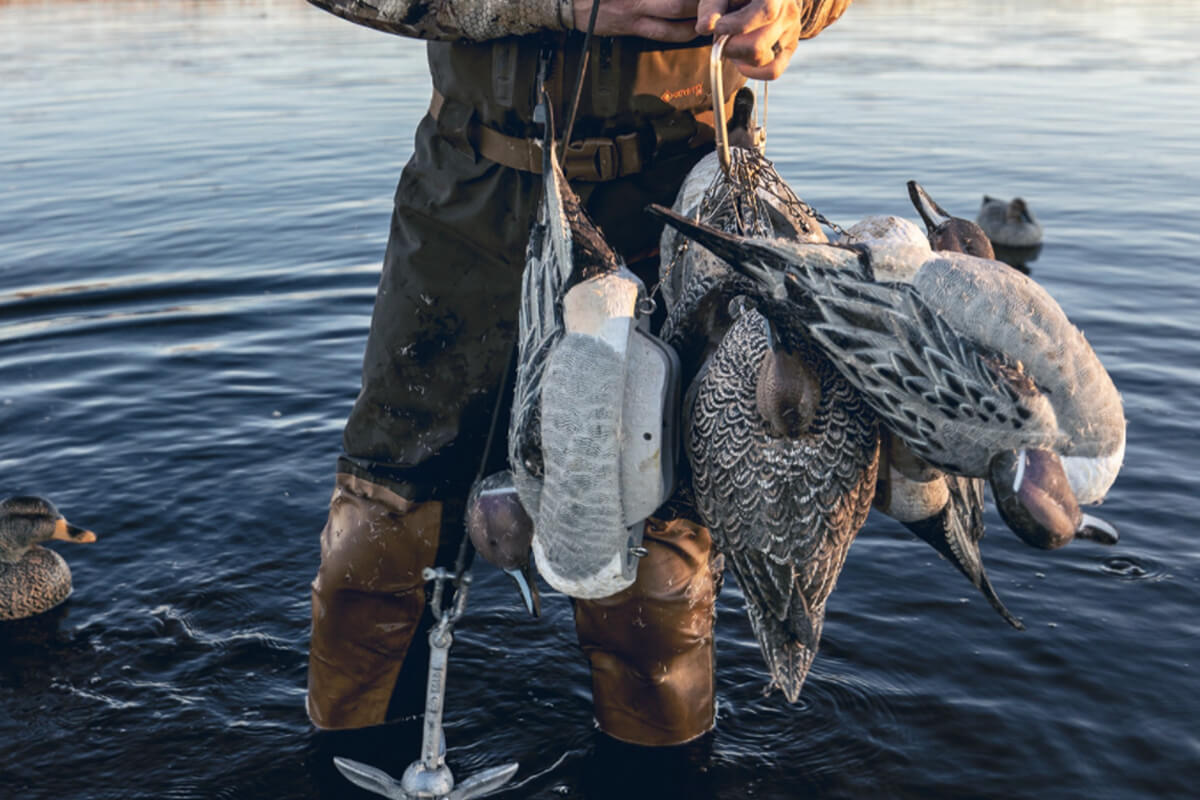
[[1, 496, 96, 621], [977, 195, 1043, 248], [909, 181, 995, 259], [648, 195, 1125, 553]]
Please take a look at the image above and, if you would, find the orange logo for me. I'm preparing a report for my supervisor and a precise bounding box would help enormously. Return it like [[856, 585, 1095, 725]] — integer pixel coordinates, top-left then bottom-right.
[[660, 83, 704, 103]]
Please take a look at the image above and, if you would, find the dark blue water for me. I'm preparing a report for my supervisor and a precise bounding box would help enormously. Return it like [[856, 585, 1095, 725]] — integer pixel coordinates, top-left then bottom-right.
[[2, 2, 1198, 798]]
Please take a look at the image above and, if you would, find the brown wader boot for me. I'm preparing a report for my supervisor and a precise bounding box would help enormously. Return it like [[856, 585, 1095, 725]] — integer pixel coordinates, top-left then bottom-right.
[[574, 517, 721, 746], [309, 476, 720, 743], [308, 473, 441, 730]]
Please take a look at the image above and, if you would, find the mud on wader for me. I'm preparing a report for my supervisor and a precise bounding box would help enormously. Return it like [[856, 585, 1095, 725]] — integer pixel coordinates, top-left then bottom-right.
[[308, 32, 745, 746]]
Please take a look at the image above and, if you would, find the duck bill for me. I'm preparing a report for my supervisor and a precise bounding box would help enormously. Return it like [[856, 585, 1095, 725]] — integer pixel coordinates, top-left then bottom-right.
[[54, 518, 97, 543], [505, 562, 541, 618], [989, 449, 1118, 549]]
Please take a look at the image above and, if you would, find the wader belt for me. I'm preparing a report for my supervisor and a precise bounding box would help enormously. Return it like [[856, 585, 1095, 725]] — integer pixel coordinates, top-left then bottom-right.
[[429, 89, 718, 183]]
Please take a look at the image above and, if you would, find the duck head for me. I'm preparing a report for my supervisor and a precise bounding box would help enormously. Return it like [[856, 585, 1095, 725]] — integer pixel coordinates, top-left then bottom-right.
[[907, 181, 995, 259], [988, 449, 1118, 549], [1, 496, 96, 564], [1005, 197, 1037, 227], [754, 312, 821, 439], [465, 472, 539, 617]]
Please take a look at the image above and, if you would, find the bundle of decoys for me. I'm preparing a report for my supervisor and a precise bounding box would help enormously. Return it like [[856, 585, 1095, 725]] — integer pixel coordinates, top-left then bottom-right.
[[646, 108, 1124, 698], [1, 496, 95, 621], [469, 43, 1125, 707], [500, 89, 679, 602]]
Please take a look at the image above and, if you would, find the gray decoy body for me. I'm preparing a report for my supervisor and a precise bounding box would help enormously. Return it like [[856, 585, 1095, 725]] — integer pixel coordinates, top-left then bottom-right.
[[977, 195, 1043, 248], [1, 496, 96, 621], [661, 88, 880, 701], [509, 94, 675, 600], [649, 193, 1125, 554]]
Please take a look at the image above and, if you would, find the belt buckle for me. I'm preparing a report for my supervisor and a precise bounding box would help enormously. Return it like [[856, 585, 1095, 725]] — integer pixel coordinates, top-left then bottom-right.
[[564, 137, 619, 182]]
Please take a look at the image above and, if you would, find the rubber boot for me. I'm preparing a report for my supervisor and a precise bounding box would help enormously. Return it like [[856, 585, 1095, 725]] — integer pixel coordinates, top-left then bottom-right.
[[307, 472, 441, 730], [573, 517, 721, 746]]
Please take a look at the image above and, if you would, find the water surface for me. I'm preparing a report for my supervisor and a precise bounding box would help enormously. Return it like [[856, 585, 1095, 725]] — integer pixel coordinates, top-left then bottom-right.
[[2, 2, 1199, 798]]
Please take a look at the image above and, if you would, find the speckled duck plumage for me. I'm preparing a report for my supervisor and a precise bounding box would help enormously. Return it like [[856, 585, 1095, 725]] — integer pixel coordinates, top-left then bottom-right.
[[869, 182, 1022, 628], [650, 185, 1125, 552], [661, 89, 880, 700], [1, 496, 96, 621], [686, 307, 878, 699]]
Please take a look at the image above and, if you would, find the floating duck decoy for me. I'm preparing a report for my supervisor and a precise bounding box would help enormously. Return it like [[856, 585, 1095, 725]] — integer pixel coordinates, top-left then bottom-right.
[[660, 84, 879, 701], [977, 195, 1043, 248], [866, 181, 1022, 629], [1, 496, 96, 621], [648, 194, 1125, 553]]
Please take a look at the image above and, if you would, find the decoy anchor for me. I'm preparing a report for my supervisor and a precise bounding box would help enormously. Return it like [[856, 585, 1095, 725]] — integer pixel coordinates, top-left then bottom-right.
[[333, 567, 519, 800]]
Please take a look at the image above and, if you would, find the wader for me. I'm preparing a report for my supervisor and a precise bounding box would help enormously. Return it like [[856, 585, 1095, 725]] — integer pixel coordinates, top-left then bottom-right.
[[309, 33, 744, 746]]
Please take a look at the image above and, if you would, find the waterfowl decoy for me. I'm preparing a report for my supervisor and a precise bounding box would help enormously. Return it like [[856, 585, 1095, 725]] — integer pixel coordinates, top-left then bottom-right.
[[686, 305, 878, 700], [660, 88, 879, 700], [977, 195, 1043, 248], [509, 93, 676, 600], [867, 181, 1021, 629], [1, 496, 96, 621], [648, 197, 1125, 553]]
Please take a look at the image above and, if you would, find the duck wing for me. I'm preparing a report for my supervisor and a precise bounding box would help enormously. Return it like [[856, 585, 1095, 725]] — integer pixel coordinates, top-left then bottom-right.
[[687, 309, 878, 700]]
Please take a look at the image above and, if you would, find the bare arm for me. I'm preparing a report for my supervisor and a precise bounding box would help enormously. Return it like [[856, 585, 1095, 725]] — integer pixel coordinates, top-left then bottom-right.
[[696, 0, 852, 79], [308, 0, 705, 42]]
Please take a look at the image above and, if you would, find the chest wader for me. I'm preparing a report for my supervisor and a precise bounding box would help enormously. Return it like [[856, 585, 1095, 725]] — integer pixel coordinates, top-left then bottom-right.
[[308, 34, 744, 746]]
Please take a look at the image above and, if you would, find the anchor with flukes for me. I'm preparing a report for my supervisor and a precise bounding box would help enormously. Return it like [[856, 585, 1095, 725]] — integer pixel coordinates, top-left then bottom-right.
[[333, 566, 519, 800]]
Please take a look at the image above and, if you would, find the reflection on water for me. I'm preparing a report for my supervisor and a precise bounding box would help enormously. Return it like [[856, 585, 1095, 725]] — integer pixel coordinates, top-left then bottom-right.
[[3, 1, 1200, 799]]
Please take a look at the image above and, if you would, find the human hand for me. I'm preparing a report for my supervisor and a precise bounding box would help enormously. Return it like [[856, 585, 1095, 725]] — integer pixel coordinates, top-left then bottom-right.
[[696, 0, 850, 80], [572, 0, 702, 43]]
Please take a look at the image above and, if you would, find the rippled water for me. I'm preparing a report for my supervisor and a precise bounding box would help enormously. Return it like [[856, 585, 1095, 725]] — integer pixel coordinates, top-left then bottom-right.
[[2, 1, 1199, 798]]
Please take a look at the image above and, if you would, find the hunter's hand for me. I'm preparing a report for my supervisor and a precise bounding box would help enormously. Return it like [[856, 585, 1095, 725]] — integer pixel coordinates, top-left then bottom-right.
[[696, 0, 850, 80], [572, 0, 702, 42]]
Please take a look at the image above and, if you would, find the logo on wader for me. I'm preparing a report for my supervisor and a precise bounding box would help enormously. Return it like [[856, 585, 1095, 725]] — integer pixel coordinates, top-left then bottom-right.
[[660, 83, 704, 104]]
